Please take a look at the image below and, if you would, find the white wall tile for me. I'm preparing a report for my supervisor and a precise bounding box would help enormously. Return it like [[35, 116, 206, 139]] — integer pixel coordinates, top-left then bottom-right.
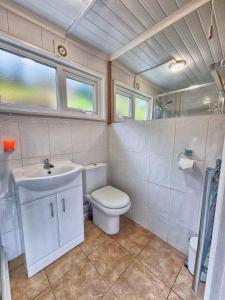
[[50, 153, 72, 162], [72, 151, 91, 165], [8, 12, 42, 48], [90, 123, 107, 150], [49, 122, 72, 155], [170, 190, 200, 231], [171, 159, 204, 196], [19, 119, 50, 158], [148, 183, 170, 218], [174, 117, 208, 160], [0, 7, 8, 33], [71, 123, 90, 152], [150, 119, 175, 156], [0, 160, 21, 199], [0, 121, 21, 161], [205, 119, 225, 161], [149, 155, 173, 188], [147, 211, 169, 242], [167, 221, 192, 254]]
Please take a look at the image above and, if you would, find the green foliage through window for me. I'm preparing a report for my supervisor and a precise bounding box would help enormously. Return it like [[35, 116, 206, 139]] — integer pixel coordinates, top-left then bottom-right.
[[66, 78, 94, 112], [0, 49, 57, 109], [115, 93, 131, 117], [135, 98, 149, 120]]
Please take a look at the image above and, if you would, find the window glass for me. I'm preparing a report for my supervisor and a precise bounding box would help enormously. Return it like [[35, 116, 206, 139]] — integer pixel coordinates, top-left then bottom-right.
[[66, 77, 94, 112], [135, 97, 149, 120], [115, 93, 132, 117], [0, 49, 57, 109]]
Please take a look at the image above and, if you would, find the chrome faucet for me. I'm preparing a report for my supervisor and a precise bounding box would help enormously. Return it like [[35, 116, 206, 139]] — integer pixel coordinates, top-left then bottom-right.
[[43, 159, 54, 170]]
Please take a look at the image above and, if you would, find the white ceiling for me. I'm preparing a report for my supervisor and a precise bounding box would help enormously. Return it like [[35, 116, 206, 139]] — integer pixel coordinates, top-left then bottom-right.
[[12, 0, 225, 91]]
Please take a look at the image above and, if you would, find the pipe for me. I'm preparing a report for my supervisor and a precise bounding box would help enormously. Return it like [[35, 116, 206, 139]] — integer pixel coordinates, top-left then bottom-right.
[[133, 57, 174, 89]]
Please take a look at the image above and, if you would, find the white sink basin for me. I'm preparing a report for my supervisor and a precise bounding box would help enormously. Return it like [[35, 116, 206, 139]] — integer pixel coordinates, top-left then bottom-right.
[[12, 161, 83, 191]]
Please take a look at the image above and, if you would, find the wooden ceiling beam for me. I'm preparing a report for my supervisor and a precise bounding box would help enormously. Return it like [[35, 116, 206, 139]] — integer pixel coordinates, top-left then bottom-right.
[[109, 0, 211, 61]]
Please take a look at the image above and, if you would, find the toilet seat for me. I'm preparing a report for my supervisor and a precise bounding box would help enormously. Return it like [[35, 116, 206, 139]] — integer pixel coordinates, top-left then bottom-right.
[[91, 185, 130, 209]]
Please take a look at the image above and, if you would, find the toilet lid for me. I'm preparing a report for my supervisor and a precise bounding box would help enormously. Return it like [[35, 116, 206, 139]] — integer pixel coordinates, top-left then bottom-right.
[[91, 185, 130, 209]]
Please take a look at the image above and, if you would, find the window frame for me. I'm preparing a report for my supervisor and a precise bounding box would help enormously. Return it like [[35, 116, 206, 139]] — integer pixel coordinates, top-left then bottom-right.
[[114, 86, 133, 121], [61, 69, 99, 116], [0, 40, 105, 120], [113, 81, 152, 122], [0, 44, 60, 114]]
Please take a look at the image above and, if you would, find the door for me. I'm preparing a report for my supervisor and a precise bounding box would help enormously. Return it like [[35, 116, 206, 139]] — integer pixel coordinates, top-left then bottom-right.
[[57, 186, 83, 246], [21, 195, 59, 266]]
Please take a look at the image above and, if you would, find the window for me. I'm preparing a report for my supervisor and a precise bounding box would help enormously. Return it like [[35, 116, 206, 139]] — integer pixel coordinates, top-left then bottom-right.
[[115, 92, 132, 119], [134, 97, 149, 120], [0, 42, 105, 119], [65, 75, 96, 112], [114, 82, 152, 122], [0, 48, 57, 110]]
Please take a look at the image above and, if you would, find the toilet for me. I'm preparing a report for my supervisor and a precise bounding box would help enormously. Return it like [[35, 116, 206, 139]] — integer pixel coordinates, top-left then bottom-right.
[[83, 163, 131, 235]]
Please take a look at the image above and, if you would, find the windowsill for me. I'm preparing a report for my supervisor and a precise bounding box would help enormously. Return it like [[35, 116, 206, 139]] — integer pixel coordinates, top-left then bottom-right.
[[0, 105, 106, 122]]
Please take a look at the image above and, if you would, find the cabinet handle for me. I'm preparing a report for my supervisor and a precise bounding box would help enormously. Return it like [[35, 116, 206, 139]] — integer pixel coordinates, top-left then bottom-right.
[[62, 198, 66, 212], [50, 202, 54, 218]]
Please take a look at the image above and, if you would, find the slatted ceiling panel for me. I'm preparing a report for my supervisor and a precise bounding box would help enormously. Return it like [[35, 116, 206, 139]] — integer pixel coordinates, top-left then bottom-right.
[[198, 3, 223, 62], [84, 9, 130, 46], [74, 23, 119, 54], [160, 0, 210, 79], [172, 20, 212, 82], [180, 11, 215, 66], [120, 0, 156, 29], [91, 1, 137, 41], [14, 0, 86, 30], [102, 0, 146, 35], [139, 0, 168, 22], [155, 1, 212, 82]]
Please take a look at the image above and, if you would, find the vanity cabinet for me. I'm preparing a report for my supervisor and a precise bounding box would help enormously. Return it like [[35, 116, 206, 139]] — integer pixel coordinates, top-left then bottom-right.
[[17, 173, 84, 278], [21, 195, 59, 266]]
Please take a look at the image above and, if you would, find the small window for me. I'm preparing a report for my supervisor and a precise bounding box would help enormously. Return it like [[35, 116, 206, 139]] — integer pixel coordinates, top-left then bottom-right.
[[0, 48, 57, 109], [66, 76, 96, 112], [135, 97, 149, 120], [115, 92, 132, 119]]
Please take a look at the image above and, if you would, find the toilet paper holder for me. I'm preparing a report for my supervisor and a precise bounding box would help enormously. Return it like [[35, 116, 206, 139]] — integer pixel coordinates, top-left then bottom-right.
[[179, 149, 193, 159]]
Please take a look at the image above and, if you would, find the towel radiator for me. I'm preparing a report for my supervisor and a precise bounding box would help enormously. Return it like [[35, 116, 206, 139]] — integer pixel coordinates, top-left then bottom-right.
[[192, 160, 221, 293]]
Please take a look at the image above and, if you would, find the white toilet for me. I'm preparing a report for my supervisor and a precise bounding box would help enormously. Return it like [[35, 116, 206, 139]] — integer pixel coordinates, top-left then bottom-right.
[[83, 163, 131, 235]]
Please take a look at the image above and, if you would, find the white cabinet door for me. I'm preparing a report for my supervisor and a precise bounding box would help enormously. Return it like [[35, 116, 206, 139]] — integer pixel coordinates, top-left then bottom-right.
[[21, 195, 59, 266], [57, 186, 83, 246]]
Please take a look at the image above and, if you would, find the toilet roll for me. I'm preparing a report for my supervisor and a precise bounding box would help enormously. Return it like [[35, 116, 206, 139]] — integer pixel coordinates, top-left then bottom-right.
[[178, 157, 195, 170]]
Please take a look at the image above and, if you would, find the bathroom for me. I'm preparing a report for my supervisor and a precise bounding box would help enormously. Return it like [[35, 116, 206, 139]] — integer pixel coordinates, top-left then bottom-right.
[[0, 0, 225, 299]]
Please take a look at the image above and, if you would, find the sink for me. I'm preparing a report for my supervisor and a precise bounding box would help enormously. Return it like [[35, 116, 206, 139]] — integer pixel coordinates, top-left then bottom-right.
[[12, 160, 83, 191]]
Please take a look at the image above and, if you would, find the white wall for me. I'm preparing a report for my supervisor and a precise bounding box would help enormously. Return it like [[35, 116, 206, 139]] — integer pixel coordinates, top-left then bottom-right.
[[109, 115, 225, 254]]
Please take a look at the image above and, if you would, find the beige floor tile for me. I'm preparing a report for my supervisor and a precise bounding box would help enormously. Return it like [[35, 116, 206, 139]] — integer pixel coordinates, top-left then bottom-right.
[[137, 237, 185, 288], [10, 265, 49, 300], [173, 266, 205, 300], [80, 220, 108, 256], [111, 259, 170, 300], [89, 238, 133, 286], [9, 255, 24, 272], [120, 216, 132, 229], [45, 245, 85, 284], [52, 258, 108, 299], [102, 289, 118, 300], [34, 287, 56, 300], [113, 223, 153, 256], [168, 291, 182, 299]]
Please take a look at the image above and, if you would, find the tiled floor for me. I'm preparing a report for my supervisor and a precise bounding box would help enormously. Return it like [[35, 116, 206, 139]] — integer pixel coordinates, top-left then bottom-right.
[[9, 217, 205, 300]]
